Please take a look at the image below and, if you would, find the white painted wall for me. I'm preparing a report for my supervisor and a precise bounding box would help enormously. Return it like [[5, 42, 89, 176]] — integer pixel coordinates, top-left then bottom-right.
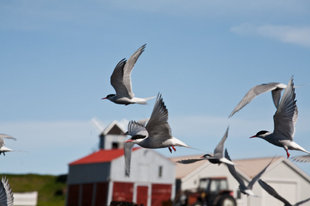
[[110, 148, 175, 185], [179, 159, 310, 206], [14, 192, 38, 206], [103, 134, 126, 150], [110, 148, 176, 205]]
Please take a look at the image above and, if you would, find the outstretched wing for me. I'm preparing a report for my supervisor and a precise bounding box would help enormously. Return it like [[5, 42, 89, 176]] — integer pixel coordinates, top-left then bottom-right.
[[296, 197, 310, 206], [176, 158, 204, 164], [124, 142, 135, 177], [145, 94, 172, 142], [122, 44, 146, 98], [258, 179, 292, 206], [213, 126, 229, 158], [0, 134, 15, 148], [229, 82, 286, 118], [224, 149, 246, 188], [0, 177, 14, 206], [273, 77, 297, 140], [127, 121, 149, 140], [110, 44, 146, 98], [110, 59, 131, 97], [248, 159, 272, 189]]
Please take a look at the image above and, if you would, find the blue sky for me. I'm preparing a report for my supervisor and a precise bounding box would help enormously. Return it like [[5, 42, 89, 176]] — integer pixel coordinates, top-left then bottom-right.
[[1, 0, 310, 175]]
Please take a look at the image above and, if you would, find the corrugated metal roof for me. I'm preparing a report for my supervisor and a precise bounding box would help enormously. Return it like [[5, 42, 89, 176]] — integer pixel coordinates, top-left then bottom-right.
[[69, 148, 140, 165]]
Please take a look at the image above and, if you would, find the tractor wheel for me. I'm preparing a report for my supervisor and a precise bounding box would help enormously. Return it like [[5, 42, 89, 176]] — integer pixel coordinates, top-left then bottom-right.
[[216, 195, 236, 206]]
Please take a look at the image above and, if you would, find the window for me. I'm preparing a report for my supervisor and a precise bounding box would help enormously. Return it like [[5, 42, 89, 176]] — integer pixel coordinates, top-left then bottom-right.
[[112, 142, 119, 149], [158, 166, 163, 177]]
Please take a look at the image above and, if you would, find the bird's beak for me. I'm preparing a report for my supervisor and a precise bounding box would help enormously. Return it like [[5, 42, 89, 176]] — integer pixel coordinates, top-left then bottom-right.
[[125, 139, 133, 143], [250, 135, 256, 138], [101, 97, 107, 100]]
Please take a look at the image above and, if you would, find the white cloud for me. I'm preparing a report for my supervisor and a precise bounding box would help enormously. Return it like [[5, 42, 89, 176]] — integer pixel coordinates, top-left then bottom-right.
[[231, 23, 310, 48]]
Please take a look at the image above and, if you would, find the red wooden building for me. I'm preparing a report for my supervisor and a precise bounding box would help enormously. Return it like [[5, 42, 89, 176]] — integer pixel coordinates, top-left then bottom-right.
[[66, 121, 176, 206]]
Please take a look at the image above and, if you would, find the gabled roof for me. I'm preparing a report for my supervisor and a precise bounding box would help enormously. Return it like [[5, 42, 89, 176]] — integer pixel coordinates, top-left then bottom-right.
[[171, 155, 310, 182], [170, 155, 206, 179], [69, 148, 140, 165], [101, 120, 126, 136]]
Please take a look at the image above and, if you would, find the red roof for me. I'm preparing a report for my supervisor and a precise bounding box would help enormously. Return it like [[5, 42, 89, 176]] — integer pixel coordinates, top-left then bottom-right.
[[69, 148, 140, 165]]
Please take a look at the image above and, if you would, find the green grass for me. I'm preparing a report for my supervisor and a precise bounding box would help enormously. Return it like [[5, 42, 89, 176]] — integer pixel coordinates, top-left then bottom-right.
[[3, 174, 67, 206]]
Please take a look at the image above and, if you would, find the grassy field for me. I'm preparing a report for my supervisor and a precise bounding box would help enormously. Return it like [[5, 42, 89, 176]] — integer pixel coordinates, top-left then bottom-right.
[[3, 174, 67, 206]]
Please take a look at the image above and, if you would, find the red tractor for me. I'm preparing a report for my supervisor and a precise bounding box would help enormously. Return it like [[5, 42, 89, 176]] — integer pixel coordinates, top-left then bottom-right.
[[177, 177, 237, 206]]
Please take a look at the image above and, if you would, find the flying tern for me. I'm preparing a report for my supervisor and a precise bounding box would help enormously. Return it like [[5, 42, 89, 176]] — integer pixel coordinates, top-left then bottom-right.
[[0, 177, 14, 206], [250, 77, 310, 158], [124, 93, 189, 176], [259, 179, 310, 206], [229, 82, 286, 118], [102, 44, 155, 105], [0, 134, 16, 156], [224, 149, 271, 196], [177, 126, 234, 165]]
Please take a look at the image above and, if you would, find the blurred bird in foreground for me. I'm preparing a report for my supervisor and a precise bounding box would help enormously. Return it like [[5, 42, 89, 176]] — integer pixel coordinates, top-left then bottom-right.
[[0, 177, 14, 206], [259, 179, 310, 206], [225, 149, 272, 196], [102, 44, 155, 105]]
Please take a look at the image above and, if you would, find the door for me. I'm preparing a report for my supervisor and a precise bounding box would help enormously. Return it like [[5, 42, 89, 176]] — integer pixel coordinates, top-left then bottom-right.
[[136, 186, 148, 206]]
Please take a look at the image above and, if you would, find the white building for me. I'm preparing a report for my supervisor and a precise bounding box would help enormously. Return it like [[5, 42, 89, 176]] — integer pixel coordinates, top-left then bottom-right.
[[67, 121, 176, 206], [171, 155, 310, 206], [14, 191, 38, 206]]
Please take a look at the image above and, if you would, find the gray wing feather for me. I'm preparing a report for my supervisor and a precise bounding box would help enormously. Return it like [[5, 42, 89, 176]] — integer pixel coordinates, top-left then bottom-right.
[[110, 44, 146, 98], [213, 127, 229, 158], [0, 134, 16, 141], [224, 149, 246, 188], [110, 59, 131, 97], [296, 197, 310, 206], [0, 134, 15, 148], [122, 44, 146, 98], [0, 177, 14, 206], [124, 142, 135, 177], [177, 158, 204, 164], [248, 160, 272, 189], [273, 77, 297, 140], [229, 82, 286, 118], [145, 94, 172, 142], [127, 121, 149, 139], [272, 86, 285, 108], [136, 118, 149, 127], [258, 179, 292, 206]]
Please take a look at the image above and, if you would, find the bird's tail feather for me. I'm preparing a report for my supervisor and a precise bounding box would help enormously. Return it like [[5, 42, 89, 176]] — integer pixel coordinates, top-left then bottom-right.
[[135, 96, 156, 104]]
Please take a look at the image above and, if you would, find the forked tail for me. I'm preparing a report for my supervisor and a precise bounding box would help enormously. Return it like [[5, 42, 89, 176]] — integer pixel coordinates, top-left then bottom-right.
[[135, 96, 156, 104]]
